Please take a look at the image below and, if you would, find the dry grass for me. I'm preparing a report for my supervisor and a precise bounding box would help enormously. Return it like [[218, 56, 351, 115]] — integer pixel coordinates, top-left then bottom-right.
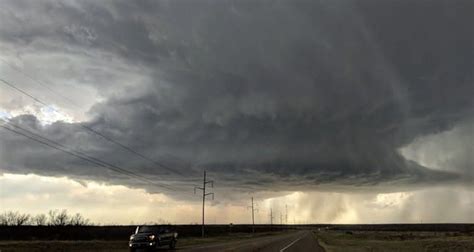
[[0, 240, 128, 252], [315, 230, 474, 252], [0, 231, 283, 251]]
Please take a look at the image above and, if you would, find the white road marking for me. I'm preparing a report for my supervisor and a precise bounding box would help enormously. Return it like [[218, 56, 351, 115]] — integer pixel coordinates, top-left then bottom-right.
[[279, 234, 306, 252]]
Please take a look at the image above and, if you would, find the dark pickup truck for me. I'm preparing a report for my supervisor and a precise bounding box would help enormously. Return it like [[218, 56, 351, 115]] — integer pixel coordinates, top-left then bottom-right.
[[129, 225, 178, 251]]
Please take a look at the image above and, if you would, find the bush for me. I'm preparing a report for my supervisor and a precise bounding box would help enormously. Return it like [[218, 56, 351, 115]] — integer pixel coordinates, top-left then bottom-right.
[[0, 210, 90, 226], [0, 211, 30, 226], [33, 214, 47, 226]]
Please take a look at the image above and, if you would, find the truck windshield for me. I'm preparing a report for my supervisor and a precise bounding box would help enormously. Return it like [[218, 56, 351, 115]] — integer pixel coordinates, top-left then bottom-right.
[[136, 226, 157, 233]]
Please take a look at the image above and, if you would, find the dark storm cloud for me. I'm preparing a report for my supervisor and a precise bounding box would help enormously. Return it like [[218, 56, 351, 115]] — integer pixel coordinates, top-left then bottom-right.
[[0, 0, 473, 195]]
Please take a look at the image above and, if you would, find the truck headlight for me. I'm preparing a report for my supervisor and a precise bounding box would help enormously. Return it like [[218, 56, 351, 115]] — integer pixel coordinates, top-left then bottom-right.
[[148, 235, 155, 240]]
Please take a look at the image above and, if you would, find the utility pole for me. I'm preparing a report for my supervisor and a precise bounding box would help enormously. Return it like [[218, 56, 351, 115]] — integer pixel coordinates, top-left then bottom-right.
[[251, 197, 255, 232], [247, 197, 258, 233], [269, 208, 274, 228], [194, 170, 214, 238], [285, 204, 288, 225], [280, 212, 283, 225]]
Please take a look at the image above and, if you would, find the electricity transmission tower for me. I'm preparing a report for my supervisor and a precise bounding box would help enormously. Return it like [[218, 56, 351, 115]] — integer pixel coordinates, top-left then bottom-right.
[[194, 170, 214, 238], [247, 197, 258, 233]]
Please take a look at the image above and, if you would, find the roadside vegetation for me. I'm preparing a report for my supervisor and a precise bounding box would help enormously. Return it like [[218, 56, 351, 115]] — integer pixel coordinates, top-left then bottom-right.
[[0, 210, 90, 226], [0, 231, 287, 252], [315, 230, 474, 252]]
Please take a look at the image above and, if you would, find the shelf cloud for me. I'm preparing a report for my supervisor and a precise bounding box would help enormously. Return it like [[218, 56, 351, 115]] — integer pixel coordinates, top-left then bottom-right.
[[0, 0, 473, 198]]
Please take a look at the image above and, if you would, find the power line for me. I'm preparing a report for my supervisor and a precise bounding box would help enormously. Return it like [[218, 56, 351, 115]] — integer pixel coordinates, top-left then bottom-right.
[[0, 122, 172, 191], [2, 58, 196, 178], [0, 58, 192, 172], [0, 119, 193, 195], [194, 170, 214, 238], [0, 77, 186, 177], [3, 120, 148, 183], [0, 57, 82, 108], [0, 78, 48, 107], [79, 123, 185, 176], [0, 124, 156, 187]]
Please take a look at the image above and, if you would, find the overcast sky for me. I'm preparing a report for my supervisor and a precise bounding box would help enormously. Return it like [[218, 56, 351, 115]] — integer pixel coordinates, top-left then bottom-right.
[[0, 0, 473, 224]]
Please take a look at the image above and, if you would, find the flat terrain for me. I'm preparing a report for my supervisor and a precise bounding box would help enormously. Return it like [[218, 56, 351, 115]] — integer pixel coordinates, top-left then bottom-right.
[[0, 231, 324, 252], [316, 230, 474, 252], [181, 231, 323, 252], [0, 240, 127, 252], [1, 224, 473, 251]]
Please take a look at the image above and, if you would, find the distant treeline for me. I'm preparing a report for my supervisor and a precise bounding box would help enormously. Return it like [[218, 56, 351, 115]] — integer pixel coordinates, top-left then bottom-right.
[[0, 210, 90, 226]]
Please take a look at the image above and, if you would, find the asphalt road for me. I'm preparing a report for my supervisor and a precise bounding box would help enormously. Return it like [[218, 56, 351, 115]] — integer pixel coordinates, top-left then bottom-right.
[[180, 231, 325, 252]]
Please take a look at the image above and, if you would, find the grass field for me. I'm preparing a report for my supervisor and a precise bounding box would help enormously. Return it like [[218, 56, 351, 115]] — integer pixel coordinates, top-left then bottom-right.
[[0, 232, 284, 252], [315, 230, 474, 252], [1, 225, 473, 251]]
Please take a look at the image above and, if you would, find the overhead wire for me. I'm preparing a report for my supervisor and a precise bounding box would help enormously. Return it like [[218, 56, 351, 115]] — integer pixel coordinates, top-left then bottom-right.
[[0, 76, 186, 177], [1, 57, 192, 175], [0, 57, 83, 108], [0, 118, 196, 196], [0, 73, 202, 194]]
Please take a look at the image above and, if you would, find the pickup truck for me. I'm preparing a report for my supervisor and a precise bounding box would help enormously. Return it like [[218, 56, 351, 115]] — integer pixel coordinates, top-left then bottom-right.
[[129, 225, 178, 251]]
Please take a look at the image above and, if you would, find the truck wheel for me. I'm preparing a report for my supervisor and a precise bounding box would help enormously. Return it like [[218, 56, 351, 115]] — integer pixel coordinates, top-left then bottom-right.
[[169, 239, 177, 249]]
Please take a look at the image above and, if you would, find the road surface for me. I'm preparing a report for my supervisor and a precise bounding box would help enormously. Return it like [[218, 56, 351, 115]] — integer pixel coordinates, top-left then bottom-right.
[[180, 231, 324, 252]]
